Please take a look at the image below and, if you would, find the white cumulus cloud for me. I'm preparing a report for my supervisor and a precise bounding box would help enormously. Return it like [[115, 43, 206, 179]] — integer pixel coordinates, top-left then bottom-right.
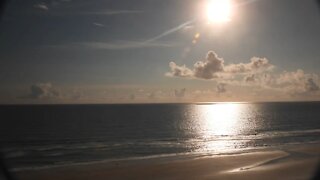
[[167, 51, 273, 80], [166, 51, 319, 97]]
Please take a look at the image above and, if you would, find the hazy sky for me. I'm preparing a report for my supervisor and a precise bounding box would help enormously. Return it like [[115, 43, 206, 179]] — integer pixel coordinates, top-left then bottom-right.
[[0, 0, 319, 104]]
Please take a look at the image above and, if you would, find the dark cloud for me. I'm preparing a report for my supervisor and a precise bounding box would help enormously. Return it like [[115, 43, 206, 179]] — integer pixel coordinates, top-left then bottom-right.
[[193, 51, 224, 79], [27, 83, 60, 99], [305, 78, 319, 92], [166, 51, 224, 79]]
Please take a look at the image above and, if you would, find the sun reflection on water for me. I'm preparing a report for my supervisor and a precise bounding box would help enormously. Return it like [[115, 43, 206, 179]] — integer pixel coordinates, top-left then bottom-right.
[[200, 103, 243, 136], [191, 103, 250, 153]]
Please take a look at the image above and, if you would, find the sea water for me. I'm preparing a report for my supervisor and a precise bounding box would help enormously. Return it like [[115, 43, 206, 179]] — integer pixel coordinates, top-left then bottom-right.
[[0, 102, 319, 170]]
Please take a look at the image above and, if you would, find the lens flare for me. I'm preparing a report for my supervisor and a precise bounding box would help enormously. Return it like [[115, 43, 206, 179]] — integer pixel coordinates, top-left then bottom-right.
[[192, 33, 201, 44]]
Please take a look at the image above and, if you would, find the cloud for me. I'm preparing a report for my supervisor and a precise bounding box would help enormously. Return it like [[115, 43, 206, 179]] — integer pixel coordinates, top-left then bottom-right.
[[129, 94, 135, 100], [245, 74, 255, 82], [181, 25, 194, 33], [240, 69, 320, 95], [166, 62, 193, 78], [216, 83, 227, 94], [145, 20, 193, 42], [166, 50, 320, 97], [33, 3, 141, 16], [93, 22, 105, 27], [83, 10, 143, 15], [147, 92, 155, 99], [33, 4, 49, 11], [225, 57, 274, 74], [277, 69, 309, 85], [275, 69, 319, 94], [167, 51, 274, 80], [69, 89, 82, 100], [27, 83, 60, 99], [33, 1, 73, 12], [193, 51, 225, 79], [76, 41, 175, 50], [166, 51, 224, 79], [305, 78, 320, 92], [174, 88, 186, 98]]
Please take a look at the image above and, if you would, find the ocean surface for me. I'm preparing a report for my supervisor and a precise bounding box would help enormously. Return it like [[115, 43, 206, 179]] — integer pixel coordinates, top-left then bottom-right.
[[1, 102, 320, 171]]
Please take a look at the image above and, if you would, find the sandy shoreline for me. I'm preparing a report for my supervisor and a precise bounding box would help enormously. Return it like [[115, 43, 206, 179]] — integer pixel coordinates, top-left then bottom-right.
[[14, 144, 320, 180]]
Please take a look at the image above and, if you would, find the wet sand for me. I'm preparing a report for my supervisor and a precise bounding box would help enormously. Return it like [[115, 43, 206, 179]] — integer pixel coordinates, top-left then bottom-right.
[[15, 145, 320, 180]]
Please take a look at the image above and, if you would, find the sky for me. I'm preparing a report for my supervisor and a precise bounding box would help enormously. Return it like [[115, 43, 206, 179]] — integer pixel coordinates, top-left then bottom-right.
[[0, 0, 319, 104]]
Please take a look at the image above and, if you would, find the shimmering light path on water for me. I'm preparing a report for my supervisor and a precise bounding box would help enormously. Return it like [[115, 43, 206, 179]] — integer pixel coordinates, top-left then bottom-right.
[[1, 102, 320, 170]]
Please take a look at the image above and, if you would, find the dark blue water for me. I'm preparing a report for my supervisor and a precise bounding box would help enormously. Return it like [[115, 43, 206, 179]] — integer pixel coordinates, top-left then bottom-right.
[[0, 102, 320, 170]]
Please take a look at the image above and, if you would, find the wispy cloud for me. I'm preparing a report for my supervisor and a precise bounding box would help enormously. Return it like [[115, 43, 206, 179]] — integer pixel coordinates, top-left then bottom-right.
[[75, 40, 176, 50], [33, 4, 49, 11], [144, 0, 263, 43], [33, 0, 73, 11], [92, 22, 105, 27], [33, 1, 142, 16], [82, 10, 143, 15], [145, 20, 194, 42]]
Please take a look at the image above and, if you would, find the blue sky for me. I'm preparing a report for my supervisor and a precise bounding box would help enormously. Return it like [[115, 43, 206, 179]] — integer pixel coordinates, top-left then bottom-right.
[[0, 0, 319, 103]]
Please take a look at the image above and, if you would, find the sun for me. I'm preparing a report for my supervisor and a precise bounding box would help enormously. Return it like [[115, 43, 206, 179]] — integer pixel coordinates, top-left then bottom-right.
[[207, 0, 233, 23]]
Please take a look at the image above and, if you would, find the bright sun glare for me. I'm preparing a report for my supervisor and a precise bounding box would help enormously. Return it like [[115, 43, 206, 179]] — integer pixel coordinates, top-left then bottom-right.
[[207, 0, 233, 23]]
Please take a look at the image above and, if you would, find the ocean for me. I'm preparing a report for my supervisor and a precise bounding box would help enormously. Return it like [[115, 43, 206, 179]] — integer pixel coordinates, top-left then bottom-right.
[[0, 102, 320, 171]]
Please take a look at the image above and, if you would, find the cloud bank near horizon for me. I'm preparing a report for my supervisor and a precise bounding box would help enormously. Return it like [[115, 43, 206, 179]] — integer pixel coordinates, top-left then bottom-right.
[[166, 51, 319, 96], [22, 83, 61, 99]]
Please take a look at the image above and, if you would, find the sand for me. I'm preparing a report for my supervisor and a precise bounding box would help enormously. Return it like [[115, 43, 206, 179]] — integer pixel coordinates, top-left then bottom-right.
[[14, 145, 320, 180]]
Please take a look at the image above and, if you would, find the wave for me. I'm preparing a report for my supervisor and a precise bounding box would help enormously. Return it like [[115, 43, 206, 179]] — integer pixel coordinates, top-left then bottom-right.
[[4, 128, 320, 156], [4, 128, 320, 172], [12, 140, 320, 173]]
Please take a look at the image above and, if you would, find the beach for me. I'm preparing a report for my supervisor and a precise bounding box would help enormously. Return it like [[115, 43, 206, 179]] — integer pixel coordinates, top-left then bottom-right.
[[15, 144, 320, 180]]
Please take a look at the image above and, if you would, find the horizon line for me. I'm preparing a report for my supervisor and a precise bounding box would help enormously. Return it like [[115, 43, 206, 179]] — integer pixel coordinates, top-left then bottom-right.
[[1, 100, 320, 106]]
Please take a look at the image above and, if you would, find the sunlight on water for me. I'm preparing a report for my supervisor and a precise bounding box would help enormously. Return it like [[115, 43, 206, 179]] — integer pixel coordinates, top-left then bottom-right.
[[191, 103, 251, 153], [2, 103, 320, 169], [201, 103, 242, 136]]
